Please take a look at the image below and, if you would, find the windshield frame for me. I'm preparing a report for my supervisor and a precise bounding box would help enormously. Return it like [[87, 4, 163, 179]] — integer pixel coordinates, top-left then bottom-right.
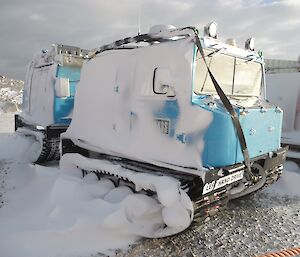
[[193, 46, 264, 98]]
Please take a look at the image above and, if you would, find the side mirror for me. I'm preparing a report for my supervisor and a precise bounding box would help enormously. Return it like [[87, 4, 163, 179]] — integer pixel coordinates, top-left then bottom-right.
[[153, 67, 176, 97], [55, 77, 70, 97]]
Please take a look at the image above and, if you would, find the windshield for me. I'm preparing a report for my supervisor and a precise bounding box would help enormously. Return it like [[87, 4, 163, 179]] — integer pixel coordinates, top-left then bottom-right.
[[194, 49, 263, 97]]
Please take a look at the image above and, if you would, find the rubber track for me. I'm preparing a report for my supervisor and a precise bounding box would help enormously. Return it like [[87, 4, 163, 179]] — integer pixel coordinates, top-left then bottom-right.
[[36, 137, 60, 164]]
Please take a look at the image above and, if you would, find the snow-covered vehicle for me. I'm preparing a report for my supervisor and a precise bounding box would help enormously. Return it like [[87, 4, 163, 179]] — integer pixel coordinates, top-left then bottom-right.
[[15, 44, 88, 163], [265, 58, 300, 166], [60, 23, 288, 237]]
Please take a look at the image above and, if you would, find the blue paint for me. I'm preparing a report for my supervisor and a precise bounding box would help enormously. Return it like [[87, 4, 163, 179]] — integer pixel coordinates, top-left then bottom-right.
[[177, 133, 186, 144], [155, 100, 180, 137], [193, 97, 238, 167], [54, 97, 74, 124], [236, 107, 282, 162], [54, 65, 81, 124], [192, 97, 282, 168], [203, 111, 238, 167]]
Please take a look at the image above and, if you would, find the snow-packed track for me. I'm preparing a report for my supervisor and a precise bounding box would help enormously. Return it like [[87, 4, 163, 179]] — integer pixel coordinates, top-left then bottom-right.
[[113, 190, 300, 257]]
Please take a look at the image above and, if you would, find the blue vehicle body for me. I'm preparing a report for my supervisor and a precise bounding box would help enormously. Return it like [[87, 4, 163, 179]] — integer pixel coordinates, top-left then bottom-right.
[[54, 65, 82, 124], [193, 97, 282, 167], [15, 44, 88, 163], [154, 97, 282, 168]]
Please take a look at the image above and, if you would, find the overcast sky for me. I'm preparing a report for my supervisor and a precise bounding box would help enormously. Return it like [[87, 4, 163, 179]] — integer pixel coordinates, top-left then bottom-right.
[[1, 0, 300, 79]]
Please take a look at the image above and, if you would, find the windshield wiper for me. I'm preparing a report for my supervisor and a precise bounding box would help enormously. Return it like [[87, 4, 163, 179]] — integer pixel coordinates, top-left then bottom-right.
[[207, 47, 226, 57], [245, 54, 259, 63]]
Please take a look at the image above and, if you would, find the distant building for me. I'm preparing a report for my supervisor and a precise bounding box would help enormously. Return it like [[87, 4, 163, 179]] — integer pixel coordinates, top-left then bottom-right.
[[265, 58, 300, 74]]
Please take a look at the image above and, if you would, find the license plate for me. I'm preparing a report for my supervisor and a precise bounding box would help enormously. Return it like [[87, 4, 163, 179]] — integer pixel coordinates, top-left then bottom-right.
[[203, 170, 244, 195]]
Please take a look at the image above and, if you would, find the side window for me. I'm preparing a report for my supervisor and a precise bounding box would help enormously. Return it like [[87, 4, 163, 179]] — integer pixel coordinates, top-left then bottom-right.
[[152, 67, 176, 97], [194, 50, 212, 94], [153, 67, 168, 94]]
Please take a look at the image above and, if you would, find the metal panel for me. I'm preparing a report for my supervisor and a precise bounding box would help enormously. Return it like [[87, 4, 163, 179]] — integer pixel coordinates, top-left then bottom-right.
[[195, 97, 282, 168], [237, 107, 282, 161], [202, 111, 238, 167]]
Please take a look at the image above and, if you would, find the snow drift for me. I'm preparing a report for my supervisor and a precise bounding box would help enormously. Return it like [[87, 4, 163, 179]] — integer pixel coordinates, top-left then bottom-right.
[[0, 132, 40, 162], [0, 162, 168, 257]]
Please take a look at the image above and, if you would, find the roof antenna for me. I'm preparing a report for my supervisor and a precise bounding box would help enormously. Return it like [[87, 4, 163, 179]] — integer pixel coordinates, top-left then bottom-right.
[[138, 3, 141, 35]]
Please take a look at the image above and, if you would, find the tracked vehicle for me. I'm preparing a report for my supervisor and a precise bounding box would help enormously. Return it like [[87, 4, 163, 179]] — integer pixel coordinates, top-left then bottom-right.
[[60, 23, 288, 237], [15, 44, 88, 163]]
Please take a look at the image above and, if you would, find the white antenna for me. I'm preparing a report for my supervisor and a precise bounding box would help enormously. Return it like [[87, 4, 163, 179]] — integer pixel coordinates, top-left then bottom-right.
[[138, 3, 141, 35]]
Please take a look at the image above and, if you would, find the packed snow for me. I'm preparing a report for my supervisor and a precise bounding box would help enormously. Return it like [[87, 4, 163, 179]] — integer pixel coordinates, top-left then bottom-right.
[[61, 153, 194, 238], [0, 132, 40, 162], [0, 113, 14, 133], [0, 162, 148, 257]]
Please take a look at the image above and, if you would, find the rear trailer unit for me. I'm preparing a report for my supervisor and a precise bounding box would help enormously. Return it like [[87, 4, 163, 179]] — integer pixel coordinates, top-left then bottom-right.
[[61, 23, 287, 237], [15, 44, 88, 163]]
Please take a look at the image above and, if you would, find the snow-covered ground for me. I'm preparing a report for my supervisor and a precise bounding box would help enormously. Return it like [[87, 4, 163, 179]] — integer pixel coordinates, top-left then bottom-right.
[[0, 83, 300, 257], [0, 113, 14, 133], [0, 76, 23, 113], [0, 161, 141, 257]]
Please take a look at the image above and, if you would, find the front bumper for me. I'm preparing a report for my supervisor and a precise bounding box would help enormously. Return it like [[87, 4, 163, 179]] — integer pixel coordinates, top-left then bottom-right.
[[202, 146, 288, 196]]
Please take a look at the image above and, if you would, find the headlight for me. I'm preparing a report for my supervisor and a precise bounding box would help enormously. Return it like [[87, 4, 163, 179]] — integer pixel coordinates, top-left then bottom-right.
[[204, 22, 218, 39], [245, 37, 255, 51]]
